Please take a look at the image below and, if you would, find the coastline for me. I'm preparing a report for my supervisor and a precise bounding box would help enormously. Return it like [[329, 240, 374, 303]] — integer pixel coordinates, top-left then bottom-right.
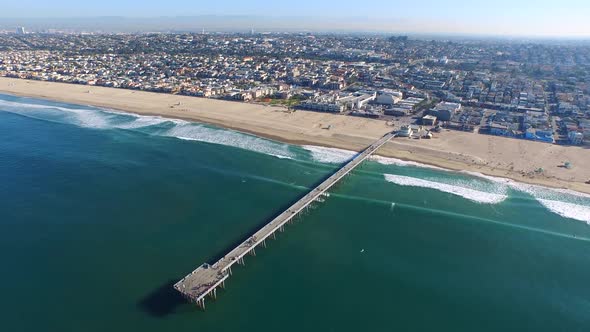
[[1, 77, 589, 194]]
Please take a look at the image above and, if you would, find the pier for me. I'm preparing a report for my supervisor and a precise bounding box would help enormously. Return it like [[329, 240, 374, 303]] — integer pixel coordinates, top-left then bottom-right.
[[174, 132, 396, 309]]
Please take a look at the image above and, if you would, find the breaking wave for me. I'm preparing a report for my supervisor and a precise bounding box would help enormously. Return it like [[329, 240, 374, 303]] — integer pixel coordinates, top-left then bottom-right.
[[384, 174, 508, 204], [0, 98, 294, 159], [537, 200, 590, 224], [371, 155, 446, 171], [164, 123, 293, 159], [381, 164, 590, 224], [474, 174, 590, 224], [0, 99, 112, 128], [3, 96, 590, 223], [302, 145, 357, 164]]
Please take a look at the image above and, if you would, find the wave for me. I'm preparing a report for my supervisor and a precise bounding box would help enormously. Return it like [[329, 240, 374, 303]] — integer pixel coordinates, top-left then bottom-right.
[[0, 97, 295, 160], [166, 123, 294, 159], [3, 96, 590, 223], [0, 99, 111, 128], [302, 145, 357, 164], [106, 112, 176, 129], [460, 170, 590, 224], [537, 200, 590, 224], [104, 110, 296, 159], [365, 148, 590, 224], [384, 174, 508, 204], [371, 155, 446, 171]]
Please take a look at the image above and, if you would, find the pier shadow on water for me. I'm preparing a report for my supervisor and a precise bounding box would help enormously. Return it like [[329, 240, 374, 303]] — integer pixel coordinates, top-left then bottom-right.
[[201, 155, 379, 266], [138, 279, 188, 318], [203, 165, 350, 264], [137, 160, 357, 318]]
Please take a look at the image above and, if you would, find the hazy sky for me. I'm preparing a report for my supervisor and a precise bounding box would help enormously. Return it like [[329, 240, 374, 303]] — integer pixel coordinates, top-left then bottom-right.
[[3, 0, 590, 37]]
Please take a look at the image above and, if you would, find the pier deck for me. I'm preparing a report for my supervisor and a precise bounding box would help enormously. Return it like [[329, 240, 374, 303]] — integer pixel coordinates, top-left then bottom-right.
[[174, 132, 396, 309]]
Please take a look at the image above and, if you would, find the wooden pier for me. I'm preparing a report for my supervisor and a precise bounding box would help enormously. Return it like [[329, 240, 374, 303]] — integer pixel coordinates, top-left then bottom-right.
[[174, 132, 396, 309]]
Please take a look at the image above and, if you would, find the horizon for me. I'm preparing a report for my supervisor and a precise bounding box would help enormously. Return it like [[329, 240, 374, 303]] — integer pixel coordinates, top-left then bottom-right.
[[1, 15, 590, 40], [1, 0, 590, 38]]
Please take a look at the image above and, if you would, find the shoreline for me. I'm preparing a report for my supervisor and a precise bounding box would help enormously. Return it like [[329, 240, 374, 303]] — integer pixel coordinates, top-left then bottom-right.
[[1, 77, 589, 194]]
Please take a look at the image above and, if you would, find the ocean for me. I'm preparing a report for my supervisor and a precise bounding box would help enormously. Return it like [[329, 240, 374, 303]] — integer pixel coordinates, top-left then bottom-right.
[[1, 93, 590, 331]]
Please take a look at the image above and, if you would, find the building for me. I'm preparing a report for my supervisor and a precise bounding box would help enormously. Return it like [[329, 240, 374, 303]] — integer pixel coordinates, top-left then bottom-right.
[[488, 123, 511, 136], [337, 92, 376, 110], [375, 91, 403, 105], [298, 101, 344, 113], [429, 102, 462, 121], [397, 125, 413, 137], [385, 107, 410, 116], [324, 81, 345, 90], [525, 129, 554, 143], [422, 115, 437, 126], [568, 131, 584, 145], [16, 27, 25, 35]]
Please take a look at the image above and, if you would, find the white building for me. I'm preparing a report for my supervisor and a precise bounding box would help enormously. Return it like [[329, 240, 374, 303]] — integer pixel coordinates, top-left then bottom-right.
[[397, 125, 413, 137], [430, 102, 462, 121], [337, 92, 376, 110], [375, 91, 403, 105], [299, 101, 344, 113]]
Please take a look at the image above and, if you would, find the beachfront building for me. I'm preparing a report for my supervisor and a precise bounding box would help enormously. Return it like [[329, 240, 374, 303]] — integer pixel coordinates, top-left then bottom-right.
[[396, 125, 413, 137], [488, 123, 514, 137], [429, 102, 462, 122], [298, 101, 344, 113], [422, 115, 437, 126], [568, 131, 584, 145], [375, 90, 403, 105], [383, 96, 424, 116], [337, 92, 377, 111], [525, 128, 555, 143]]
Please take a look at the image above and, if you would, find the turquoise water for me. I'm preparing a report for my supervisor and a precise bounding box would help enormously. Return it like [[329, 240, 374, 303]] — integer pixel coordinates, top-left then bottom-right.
[[1, 94, 590, 331]]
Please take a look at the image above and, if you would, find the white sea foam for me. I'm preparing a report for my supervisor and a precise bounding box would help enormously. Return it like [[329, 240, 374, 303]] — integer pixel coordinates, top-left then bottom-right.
[[537, 200, 590, 224], [451, 171, 590, 223], [509, 182, 590, 224], [302, 145, 357, 164], [4, 98, 590, 222], [371, 155, 446, 171], [368, 153, 590, 223], [167, 123, 294, 159], [0, 99, 111, 128], [384, 174, 508, 204], [110, 114, 172, 129], [0, 98, 295, 159], [0, 99, 74, 112]]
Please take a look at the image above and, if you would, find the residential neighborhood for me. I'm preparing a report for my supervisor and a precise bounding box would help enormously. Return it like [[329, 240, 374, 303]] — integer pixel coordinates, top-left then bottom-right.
[[1, 31, 589, 145]]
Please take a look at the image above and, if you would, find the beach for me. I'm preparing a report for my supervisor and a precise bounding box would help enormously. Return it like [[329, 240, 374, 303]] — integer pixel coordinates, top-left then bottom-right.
[[1, 76, 589, 194]]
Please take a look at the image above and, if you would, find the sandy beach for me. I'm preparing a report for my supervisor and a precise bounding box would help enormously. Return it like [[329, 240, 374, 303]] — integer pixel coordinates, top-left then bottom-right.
[[1, 77, 589, 194]]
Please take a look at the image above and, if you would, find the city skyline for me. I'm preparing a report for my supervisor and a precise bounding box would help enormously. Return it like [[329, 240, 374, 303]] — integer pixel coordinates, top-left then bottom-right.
[[1, 0, 590, 37]]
